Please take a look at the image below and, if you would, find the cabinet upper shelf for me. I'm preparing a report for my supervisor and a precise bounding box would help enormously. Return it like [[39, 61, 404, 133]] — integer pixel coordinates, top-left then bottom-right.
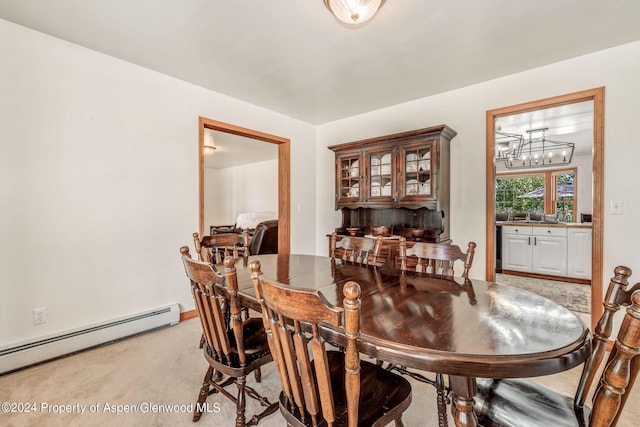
[[328, 125, 456, 243], [328, 125, 456, 210]]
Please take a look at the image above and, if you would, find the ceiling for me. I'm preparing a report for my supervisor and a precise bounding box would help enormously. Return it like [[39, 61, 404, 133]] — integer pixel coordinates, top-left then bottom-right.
[[1, 1, 640, 126], [204, 129, 278, 169], [497, 100, 594, 156], [494, 100, 594, 172]]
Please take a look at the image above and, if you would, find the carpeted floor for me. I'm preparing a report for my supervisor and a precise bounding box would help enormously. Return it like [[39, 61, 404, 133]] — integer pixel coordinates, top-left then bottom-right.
[[496, 273, 591, 313], [2, 317, 638, 427]]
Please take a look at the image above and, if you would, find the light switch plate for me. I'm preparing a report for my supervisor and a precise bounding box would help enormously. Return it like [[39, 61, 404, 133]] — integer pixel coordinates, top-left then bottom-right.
[[610, 200, 623, 215]]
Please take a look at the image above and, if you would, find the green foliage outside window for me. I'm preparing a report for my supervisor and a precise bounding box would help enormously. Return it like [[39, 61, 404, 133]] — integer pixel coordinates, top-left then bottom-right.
[[554, 172, 574, 223], [496, 175, 544, 214], [496, 171, 575, 222]]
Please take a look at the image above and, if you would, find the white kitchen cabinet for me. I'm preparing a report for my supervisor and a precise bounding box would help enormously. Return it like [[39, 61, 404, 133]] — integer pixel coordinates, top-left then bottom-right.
[[531, 227, 567, 276], [502, 225, 567, 276], [567, 228, 592, 279], [502, 226, 533, 272]]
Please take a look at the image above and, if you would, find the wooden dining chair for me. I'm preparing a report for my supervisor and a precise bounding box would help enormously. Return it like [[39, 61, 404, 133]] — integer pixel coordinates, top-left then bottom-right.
[[249, 259, 413, 427], [180, 247, 278, 426], [474, 265, 640, 427], [393, 238, 476, 426], [193, 231, 250, 264], [192, 231, 252, 349], [398, 237, 476, 279], [329, 232, 386, 267]]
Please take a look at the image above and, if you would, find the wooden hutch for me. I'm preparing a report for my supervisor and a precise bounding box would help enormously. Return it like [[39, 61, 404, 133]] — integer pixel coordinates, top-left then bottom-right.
[[328, 125, 456, 262]]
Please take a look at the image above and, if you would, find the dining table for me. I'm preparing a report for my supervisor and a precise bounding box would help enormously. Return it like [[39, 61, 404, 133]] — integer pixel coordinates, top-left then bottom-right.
[[221, 254, 591, 427]]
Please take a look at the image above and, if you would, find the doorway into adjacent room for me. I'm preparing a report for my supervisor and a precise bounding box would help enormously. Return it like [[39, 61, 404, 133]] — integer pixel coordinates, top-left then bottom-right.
[[198, 117, 291, 254], [485, 88, 605, 328]]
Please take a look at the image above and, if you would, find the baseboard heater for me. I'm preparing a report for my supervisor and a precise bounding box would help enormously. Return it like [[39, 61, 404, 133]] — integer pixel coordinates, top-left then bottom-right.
[[0, 303, 180, 375]]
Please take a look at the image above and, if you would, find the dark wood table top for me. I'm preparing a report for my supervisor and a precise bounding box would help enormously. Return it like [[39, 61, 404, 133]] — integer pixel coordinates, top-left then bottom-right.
[[228, 254, 590, 379]]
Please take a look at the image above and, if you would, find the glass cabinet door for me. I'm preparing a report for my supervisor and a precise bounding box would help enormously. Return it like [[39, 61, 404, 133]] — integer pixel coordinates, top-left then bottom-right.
[[402, 143, 433, 199], [368, 149, 393, 199], [338, 155, 361, 202]]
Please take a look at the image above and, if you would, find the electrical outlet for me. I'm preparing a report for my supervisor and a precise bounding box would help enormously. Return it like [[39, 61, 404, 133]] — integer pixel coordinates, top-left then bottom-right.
[[33, 307, 47, 325]]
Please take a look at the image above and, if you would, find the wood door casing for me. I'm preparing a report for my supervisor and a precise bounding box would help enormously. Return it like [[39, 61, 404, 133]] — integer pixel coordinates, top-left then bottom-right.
[[198, 117, 290, 254], [485, 87, 605, 329]]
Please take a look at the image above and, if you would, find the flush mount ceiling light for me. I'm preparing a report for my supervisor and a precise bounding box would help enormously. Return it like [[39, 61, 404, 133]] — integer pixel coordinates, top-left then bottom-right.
[[323, 0, 386, 25], [203, 133, 217, 155]]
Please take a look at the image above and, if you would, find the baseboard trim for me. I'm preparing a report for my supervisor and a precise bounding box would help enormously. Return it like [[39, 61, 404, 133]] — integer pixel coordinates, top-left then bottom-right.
[[1, 304, 180, 375], [180, 309, 198, 322], [501, 270, 591, 285]]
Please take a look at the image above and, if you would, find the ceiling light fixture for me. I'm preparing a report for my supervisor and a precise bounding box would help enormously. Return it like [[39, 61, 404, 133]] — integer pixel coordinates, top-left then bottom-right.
[[203, 134, 217, 155], [497, 128, 575, 170], [323, 0, 386, 25]]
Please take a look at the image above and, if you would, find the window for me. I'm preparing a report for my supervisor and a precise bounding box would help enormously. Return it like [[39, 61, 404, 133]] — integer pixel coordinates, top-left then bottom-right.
[[496, 168, 576, 221], [553, 171, 575, 223], [496, 173, 544, 215]]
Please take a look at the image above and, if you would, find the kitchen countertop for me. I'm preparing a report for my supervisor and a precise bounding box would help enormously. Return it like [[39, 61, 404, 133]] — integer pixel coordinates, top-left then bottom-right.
[[497, 221, 592, 228]]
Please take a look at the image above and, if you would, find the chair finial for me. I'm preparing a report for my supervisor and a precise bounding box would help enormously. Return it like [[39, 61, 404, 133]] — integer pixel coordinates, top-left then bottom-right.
[[343, 281, 361, 300]]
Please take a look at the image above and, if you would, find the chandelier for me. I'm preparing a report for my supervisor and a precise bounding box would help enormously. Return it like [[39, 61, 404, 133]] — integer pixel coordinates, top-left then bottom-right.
[[497, 128, 575, 169], [323, 0, 386, 25]]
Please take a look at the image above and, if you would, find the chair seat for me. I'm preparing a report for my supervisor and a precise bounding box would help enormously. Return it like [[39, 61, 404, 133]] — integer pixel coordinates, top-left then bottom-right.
[[280, 351, 412, 427], [474, 378, 591, 427], [203, 317, 271, 373]]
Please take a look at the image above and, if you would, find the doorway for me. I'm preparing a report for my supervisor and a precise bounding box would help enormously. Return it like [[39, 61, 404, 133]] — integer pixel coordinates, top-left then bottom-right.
[[485, 88, 605, 328], [198, 117, 290, 254]]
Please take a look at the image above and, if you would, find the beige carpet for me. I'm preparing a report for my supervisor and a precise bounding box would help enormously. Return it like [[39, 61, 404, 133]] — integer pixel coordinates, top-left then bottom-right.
[[1, 319, 638, 427], [496, 273, 591, 314]]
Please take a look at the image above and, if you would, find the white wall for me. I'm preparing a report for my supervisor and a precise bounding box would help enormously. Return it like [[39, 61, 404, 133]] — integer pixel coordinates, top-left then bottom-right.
[[4, 16, 640, 348], [0, 19, 316, 347], [573, 153, 593, 217], [316, 40, 640, 295], [203, 167, 226, 226], [203, 159, 278, 229]]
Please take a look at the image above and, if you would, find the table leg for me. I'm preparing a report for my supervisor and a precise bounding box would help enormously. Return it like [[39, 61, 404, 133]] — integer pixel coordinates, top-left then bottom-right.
[[448, 375, 478, 427]]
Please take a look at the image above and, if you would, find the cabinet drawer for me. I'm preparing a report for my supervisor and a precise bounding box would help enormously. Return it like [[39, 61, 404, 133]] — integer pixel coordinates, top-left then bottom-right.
[[533, 227, 567, 237], [502, 226, 532, 235]]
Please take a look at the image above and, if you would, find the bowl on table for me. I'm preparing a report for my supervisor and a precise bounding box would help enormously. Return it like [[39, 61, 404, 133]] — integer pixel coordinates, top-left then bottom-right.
[[371, 226, 392, 237], [409, 229, 426, 239], [346, 227, 360, 236]]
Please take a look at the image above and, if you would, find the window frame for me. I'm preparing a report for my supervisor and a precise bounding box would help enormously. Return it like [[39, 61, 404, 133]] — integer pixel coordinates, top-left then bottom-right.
[[496, 167, 577, 218]]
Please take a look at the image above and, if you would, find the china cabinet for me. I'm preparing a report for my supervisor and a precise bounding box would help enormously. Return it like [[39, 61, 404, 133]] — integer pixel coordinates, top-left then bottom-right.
[[329, 125, 456, 243]]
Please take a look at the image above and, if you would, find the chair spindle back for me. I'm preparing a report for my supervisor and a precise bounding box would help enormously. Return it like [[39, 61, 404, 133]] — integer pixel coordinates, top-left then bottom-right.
[[399, 237, 476, 279], [181, 247, 247, 365], [329, 232, 385, 267], [193, 231, 249, 264], [250, 259, 362, 426]]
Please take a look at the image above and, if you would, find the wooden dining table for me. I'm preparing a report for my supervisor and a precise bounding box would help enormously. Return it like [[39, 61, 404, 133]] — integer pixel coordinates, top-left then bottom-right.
[[223, 254, 591, 427]]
